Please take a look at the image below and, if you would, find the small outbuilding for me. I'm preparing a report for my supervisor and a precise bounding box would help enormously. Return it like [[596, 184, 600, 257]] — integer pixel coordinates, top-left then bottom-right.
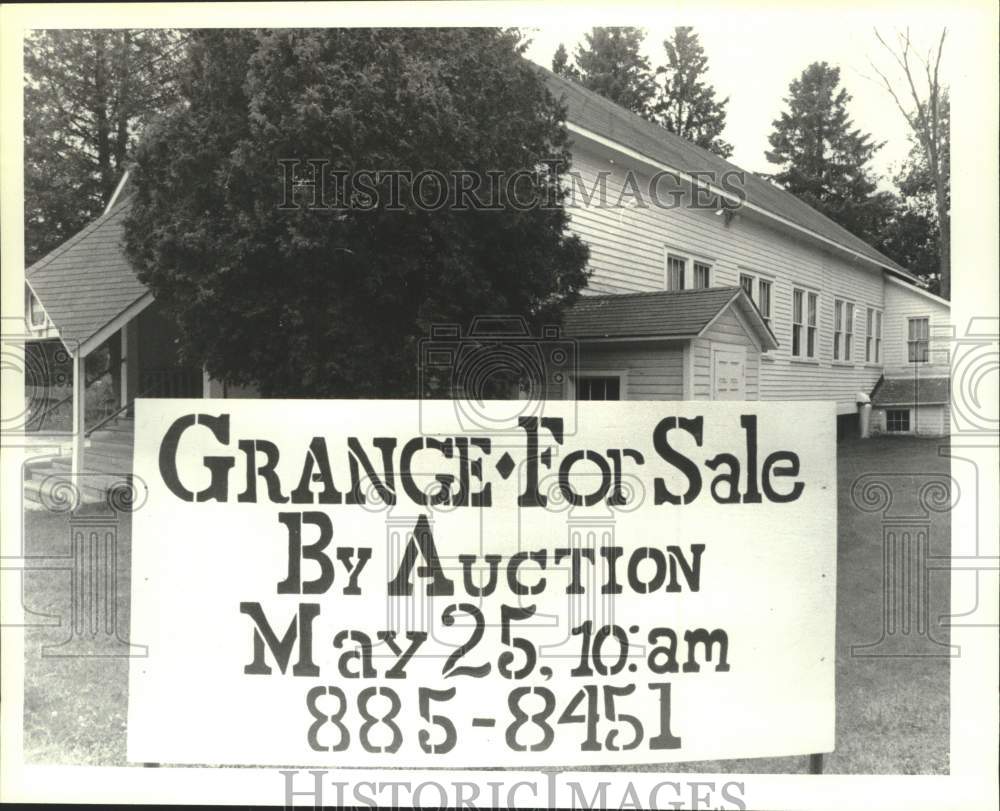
[[560, 286, 778, 401], [870, 375, 951, 436]]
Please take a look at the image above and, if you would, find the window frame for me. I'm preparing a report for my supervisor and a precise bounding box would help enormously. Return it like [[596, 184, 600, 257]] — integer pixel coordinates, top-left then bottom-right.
[[865, 307, 884, 363], [844, 301, 854, 361], [792, 287, 818, 359], [908, 316, 930, 363], [26, 287, 46, 329], [833, 299, 843, 360], [792, 289, 804, 357], [833, 297, 855, 362], [665, 253, 687, 291], [886, 408, 911, 433], [692, 261, 711, 289], [806, 291, 818, 358], [757, 279, 772, 330], [571, 372, 627, 401], [664, 247, 716, 293], [737, 270, 773, 332]]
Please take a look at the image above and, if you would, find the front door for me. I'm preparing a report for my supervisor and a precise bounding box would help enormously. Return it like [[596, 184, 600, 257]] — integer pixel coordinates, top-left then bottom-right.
[[712, 346, 746, 400]]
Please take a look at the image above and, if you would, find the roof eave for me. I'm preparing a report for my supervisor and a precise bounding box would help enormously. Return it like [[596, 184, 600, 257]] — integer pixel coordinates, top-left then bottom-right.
[[564, 121, 915, 283]]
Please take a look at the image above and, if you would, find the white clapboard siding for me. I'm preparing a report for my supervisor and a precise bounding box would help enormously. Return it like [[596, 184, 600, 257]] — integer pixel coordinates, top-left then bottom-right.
[[566, 145, 892, 413], [568, 342, 686, 400], [691, 308, 760, 400], [882, 277, 952, 372], [915, 404, 948, 435]]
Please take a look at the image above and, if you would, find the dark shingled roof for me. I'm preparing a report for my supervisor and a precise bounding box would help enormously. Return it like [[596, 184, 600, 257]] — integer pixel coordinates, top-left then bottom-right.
[[25, 197, 147, 351], [537, 66, 910, 277], [872, 376, 951, 407], [563, 286, 772, 345]]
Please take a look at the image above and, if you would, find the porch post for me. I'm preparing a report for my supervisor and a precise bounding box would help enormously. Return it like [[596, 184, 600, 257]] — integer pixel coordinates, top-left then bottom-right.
[[71, 350, 85, 479], [121, 318, 140, 406]]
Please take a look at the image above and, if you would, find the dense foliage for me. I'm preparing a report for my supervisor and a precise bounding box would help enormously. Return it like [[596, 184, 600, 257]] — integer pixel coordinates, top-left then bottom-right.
[[123, 29, 590, 396], [24, 29, 184, 264], [766, 62, 895, 249]]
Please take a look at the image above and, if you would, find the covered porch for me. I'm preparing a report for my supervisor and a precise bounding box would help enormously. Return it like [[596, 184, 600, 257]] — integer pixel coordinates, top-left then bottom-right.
[[23, 192, 202, 503]]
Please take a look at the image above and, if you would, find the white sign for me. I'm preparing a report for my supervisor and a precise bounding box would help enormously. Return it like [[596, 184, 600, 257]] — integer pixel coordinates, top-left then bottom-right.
[[127, 399, 836, 767]]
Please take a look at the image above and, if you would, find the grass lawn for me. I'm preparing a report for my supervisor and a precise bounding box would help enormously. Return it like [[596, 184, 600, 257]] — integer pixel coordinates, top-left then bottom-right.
[[20, 436, 950, 773]]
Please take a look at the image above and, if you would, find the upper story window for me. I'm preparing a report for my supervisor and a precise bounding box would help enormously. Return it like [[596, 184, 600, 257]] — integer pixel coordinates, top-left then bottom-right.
[[833, 298, 854, 361], [26, 287, 46, 329], [866, 307, 882, 363], [666, 254, 686, 291], [792, 288, 817, 359], [908, 316, 930, 363], [738, 271, 771, 330], [758, 279, 772, 330], [664, 249, 714, 292]]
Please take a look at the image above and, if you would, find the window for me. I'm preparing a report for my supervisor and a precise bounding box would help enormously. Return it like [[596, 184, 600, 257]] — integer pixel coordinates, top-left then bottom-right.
[[833, 300, 843, 360], [792, 289, 803, 357], [844, 302, 854, 361], [886, 409, 911, 433], [693, 261, 711, 289], [807, 292, 817, 358], [738, 271, 771, 330], [908, 317, 929, 363], [834, 298, 854, 361], [666, 254, 686, 291], [576, 376, 621, 401], [865, 308, 883, 363], [793, 288, 817, 358], [758, 279, 772, 329], [26, 288, 45, 328]]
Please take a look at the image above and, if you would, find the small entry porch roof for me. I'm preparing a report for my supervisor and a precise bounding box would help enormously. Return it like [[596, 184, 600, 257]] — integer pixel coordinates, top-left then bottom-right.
[[561, 286, 779, 351]]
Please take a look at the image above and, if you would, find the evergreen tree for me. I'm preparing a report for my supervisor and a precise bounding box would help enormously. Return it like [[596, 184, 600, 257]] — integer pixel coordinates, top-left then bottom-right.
[[23, 29, 185, 264], [573, 28, 656, 117], [653, 27, 732, 157], [124, 29, 590, 397], [766, 62, 890, 245]]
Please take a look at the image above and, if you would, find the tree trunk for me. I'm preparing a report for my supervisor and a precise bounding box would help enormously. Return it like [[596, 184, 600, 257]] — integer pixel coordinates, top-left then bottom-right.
[[114, 31, 131, 174], [93, 31, 114, 204], [937, 194, 950, 300]]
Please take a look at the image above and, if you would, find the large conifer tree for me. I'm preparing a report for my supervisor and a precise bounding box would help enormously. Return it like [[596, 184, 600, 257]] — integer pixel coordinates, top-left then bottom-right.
[[766, 62, 893, 244], [653, 27, 732, 158]]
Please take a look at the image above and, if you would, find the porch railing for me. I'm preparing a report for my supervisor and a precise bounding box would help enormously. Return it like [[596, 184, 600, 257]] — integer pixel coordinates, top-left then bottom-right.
[[85, 367, 204, 437]]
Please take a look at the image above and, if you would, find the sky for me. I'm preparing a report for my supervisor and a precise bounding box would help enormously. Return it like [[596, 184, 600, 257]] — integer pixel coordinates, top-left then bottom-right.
[[522, 14, 955, 184]]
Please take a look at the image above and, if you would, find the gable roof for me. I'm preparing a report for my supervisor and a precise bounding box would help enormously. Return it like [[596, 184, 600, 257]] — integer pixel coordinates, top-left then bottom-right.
[[537, 65, 912, 278], [562, 286, 778, 350], [871, 375, 950, 407], [25, 196, 149, 353]]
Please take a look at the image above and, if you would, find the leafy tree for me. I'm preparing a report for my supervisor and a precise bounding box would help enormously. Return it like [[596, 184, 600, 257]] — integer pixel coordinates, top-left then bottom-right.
[[876, 198, 941, 288], [653, 27, 732, 157], [551, 43, 579, 80], [872, 28, 949, 298], [873, 109, 949, 293], [124, 29, 590, 397], [572, 27, 656, 117], [766, 61, 891, 246], [23, 29, 185, 264]]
